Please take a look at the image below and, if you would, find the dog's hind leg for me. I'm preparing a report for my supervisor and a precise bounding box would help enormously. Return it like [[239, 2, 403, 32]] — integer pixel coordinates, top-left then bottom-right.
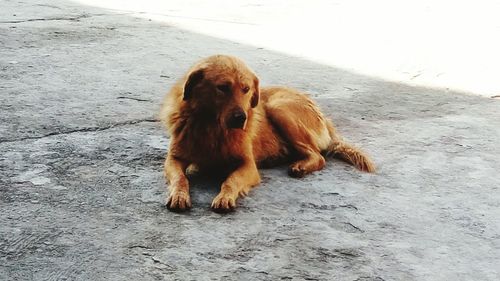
[[287, 141, 326, 178], [265, 100, 327, 178]]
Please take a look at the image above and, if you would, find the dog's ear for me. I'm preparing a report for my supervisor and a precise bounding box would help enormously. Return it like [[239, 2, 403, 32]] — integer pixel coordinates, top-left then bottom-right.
[[183, 68, 205, 100], [251, 77, 260, 108]]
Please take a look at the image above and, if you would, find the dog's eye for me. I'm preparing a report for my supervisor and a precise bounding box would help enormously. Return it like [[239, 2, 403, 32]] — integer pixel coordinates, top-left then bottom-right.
[[242, 86, 250, 94], [216, 84, 231, 94]]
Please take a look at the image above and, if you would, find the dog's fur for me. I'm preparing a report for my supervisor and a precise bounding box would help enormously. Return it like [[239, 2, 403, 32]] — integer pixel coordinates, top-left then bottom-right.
[[160, 55, 375, 212]]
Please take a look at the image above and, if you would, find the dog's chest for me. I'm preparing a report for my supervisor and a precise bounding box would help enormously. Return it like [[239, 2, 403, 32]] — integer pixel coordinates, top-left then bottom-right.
[[176, 127, 244, 167]]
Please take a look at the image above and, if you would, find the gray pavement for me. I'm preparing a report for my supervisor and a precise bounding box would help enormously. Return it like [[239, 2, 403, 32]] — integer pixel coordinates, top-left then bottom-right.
[[1, 1, 499, 280]]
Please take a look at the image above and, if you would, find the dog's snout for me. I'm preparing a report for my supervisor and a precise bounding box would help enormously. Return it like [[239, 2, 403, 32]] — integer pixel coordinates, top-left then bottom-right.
[[227, 109, 247, 129], [233, 110, 246, 122]]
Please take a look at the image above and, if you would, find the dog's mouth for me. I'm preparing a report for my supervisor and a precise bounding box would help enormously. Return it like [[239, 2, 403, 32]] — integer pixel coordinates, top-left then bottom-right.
[[226, 119, 246, 129]]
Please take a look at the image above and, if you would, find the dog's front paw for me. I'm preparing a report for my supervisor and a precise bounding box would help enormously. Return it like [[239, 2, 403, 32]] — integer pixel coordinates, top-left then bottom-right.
[[166, 191, 191, 211], [211, 192, 236, 213]]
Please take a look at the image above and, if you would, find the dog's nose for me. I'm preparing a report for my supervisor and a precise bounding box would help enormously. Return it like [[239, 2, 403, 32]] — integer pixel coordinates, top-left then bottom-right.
[[228, 110, 247, 129]]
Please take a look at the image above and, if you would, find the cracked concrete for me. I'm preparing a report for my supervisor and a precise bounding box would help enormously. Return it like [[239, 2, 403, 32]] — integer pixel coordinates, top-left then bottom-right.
[[0, 118, 157, 143], [1, 0, 500, 280]]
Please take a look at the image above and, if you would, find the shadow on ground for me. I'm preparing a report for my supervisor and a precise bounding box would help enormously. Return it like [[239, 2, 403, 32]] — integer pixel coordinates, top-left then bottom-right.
[[1, 1, 499, 280]]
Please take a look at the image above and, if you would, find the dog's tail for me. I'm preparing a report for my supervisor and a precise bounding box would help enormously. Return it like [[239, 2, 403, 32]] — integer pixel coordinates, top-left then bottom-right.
[[324, 120, 376, 173]]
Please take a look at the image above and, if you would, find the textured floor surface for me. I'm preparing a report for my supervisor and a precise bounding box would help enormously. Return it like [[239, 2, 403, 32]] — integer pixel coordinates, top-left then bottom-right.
[[1, 1, 499, 280]]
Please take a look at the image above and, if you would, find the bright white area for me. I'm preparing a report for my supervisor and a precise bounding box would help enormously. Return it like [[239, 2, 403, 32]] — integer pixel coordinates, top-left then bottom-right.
[[76, 0, 500, 96]]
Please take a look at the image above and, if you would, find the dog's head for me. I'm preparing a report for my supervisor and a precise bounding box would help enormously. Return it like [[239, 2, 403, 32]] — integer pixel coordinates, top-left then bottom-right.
[[182, 55, 260, 130]]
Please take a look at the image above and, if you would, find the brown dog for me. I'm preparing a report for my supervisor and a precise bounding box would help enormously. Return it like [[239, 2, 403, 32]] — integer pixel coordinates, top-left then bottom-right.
[[160, 55, 375, 212]]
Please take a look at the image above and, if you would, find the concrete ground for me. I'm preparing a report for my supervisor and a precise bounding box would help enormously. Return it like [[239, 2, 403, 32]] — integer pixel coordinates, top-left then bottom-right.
[[1, 0, 499, 280]]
